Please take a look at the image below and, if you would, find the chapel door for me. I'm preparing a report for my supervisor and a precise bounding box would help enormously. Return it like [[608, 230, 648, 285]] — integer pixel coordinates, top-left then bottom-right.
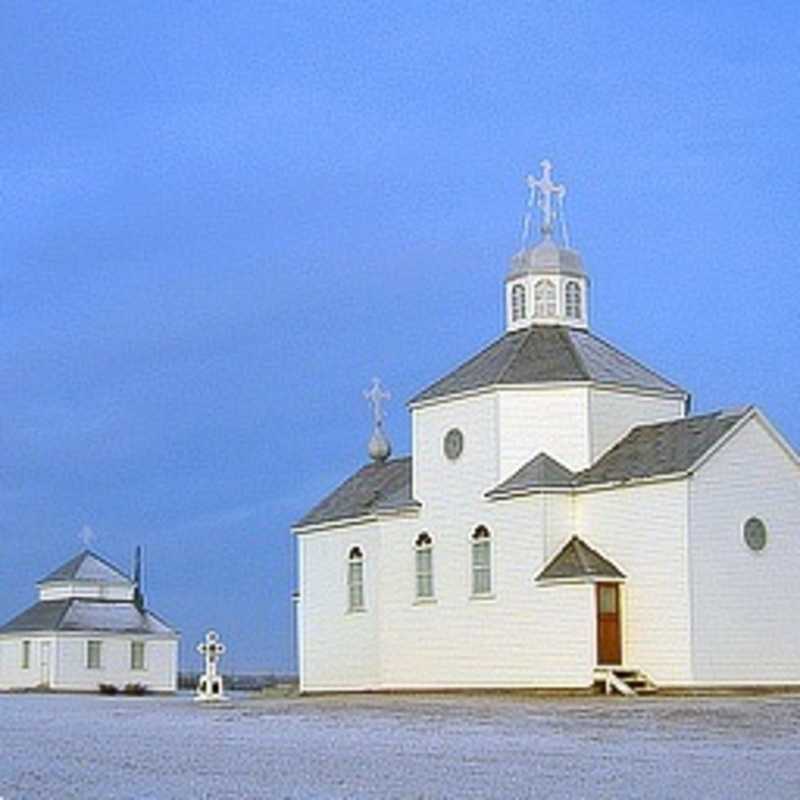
[[39, 642, 51, 687], [596, 583, 621, 666]]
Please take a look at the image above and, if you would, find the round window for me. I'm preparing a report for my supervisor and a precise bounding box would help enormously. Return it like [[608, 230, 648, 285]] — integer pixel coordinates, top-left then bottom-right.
[[443, 428, 464, 461], [743, 517, 767, 552]]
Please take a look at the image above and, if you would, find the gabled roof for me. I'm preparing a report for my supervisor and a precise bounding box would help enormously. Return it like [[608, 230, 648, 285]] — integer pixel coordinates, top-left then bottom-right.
[[486, 452, 575, 497], [575, 407, 750, 486], [410, 325, 685, 404], [39, 550, 132, 586], [536, 536, 625, 582], [0, 599, 176, 635], [295, 457, 417, 529]]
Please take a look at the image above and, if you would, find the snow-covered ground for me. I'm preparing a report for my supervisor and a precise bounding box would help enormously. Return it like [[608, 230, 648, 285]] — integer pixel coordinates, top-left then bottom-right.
[[1, 692, 799, 799]]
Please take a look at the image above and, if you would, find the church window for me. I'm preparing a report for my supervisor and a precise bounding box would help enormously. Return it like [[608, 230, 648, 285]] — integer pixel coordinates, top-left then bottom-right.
[[87, 640, 103, 669], [131, 641, 146, 671], [414, 533, 434, 600], [743, 517, 767, 552], [511, 284, 527, 321], [471, 526, 492, 596], [21, 640, 31, 669], [347, 546, 365, 612], [565, 281, 582, 319], [534, 280, 556, 317]]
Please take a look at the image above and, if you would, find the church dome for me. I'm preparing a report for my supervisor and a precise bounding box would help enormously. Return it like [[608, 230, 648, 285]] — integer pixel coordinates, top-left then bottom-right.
[[507, 239, 586, 281]]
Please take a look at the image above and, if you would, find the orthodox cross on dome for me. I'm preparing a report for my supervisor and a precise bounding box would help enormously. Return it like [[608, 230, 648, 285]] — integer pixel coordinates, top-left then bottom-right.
[[364, 377, 390, 428], [364, 378, 392, 462], [195, 630, 227, 702], [78, 524, 96, 548], [521, 159, 570, 247]]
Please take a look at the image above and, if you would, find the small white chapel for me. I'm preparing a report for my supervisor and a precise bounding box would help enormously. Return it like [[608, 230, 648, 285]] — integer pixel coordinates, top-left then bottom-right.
[[0, 549, 179, 693], [293, 161, 800, 694]]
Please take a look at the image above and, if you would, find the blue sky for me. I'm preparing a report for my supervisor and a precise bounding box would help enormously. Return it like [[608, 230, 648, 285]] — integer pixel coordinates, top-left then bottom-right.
[[2, 2, 798, 671]]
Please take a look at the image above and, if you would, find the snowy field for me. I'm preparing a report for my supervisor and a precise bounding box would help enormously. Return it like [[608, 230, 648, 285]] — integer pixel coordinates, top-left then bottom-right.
[[1, 692, 800, 799]]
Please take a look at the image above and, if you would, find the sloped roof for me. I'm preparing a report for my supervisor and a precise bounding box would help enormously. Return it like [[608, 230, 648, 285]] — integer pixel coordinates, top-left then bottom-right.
[[295, 457, 417, 528], [410, 325, 684, 404], [486, 452, 575, 497], [0, 599, 176, 635], [575, 408, 749, 486], [536, 536, 625, 582], [39, 550, 132, 586]]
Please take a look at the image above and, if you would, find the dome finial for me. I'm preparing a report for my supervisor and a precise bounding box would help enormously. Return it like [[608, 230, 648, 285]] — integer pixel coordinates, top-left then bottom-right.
[[522, 159, 570, 248], [364, 377, 392, 462]]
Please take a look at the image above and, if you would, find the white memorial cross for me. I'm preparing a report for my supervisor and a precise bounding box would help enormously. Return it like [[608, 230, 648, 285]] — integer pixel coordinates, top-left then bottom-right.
[[195, 630, 227, 701]]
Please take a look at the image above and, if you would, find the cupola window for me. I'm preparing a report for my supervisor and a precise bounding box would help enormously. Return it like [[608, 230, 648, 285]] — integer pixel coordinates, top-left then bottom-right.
[[534, 279, 556, 317], [511, 284, 527, 321], [565, 281, 582, 319]]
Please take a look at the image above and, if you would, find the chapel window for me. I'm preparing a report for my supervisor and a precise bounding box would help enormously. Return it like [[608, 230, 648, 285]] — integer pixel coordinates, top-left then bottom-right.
[[414, 533, 434, 600], [347, 546, 365, 612], [86, 640, 103, 670], [534, 280, 556, 317], [511, 284, 527, 321], [21, 640, 31, 669], [565, 281, 582, 319], [131, 641, 146, 671], [471, 526, 493, 596]]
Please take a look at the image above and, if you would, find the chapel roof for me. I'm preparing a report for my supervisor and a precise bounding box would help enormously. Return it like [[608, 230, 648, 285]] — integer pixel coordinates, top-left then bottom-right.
[[39, 550, 133, 586], [486, 452, 575, 496], [410, 325, 685, 405], [295, 456, 418, 529], [536, 536, 625, 582], [487, 407, 751, 496], [575, 407, 750, 485], [0, 598, 176, 635]]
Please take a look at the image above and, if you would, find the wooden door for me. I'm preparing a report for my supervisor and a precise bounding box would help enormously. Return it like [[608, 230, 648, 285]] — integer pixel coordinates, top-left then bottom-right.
[[596, 583, 621, 666], [39, 642, 51, 687]]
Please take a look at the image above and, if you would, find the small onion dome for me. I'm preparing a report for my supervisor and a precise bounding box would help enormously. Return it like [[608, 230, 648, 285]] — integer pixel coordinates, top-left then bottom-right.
[[368, 424, 392, 462], [507, 238, 585, 281]]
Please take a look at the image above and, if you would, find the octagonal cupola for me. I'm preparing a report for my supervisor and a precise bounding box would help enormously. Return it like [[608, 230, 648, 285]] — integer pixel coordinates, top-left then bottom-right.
[[505, 160, 589, 332]]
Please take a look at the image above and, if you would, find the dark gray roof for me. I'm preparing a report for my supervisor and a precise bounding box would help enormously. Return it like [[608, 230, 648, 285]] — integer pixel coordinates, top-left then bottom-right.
[[487, 452, 574, 497], [410, 325, 684, 404], [536, 536, 625, 582], [0, 599, 176, 635], [575, 407, 749, 486], [295, 457, 417, 528], [40, 550, 132, 585]]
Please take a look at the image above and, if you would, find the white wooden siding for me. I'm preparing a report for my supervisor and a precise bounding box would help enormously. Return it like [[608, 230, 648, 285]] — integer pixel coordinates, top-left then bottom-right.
[[577, 480, 693, 685], [688, 415, 800, 685], [497, 386, 592, 475], [589, 388, 684, 461], [298, 524, 382, 691], [0, 634, 177, 692]]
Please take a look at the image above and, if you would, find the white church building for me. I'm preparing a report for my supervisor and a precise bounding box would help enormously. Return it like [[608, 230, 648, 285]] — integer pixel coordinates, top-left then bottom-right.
[[293, 161, 800, 694], [0, 550, 179, 693]]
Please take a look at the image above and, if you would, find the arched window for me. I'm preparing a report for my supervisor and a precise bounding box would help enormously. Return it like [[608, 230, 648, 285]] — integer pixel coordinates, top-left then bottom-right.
[[534, 279, 556, 317], [511, 284, 527, 322], [347, 546, 365, 611], [565, 281, 582, 319], [414, 533, 434, 600], [471, 526, 492, 596]]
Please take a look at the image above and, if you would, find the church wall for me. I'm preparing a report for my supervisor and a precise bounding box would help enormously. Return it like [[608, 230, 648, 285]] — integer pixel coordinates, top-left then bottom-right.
[[298, 524, 382, 692], [589, 388, 685, 461], [52, 635, 178, 692], [688, 415, 800, 685], [576, 480, 693, 685], [497, 387, 591, 475], [0, 635, 57, 690], [0, 634, 177, 692], [377, 497, 594, 689], [412, 393, 500, 506]]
